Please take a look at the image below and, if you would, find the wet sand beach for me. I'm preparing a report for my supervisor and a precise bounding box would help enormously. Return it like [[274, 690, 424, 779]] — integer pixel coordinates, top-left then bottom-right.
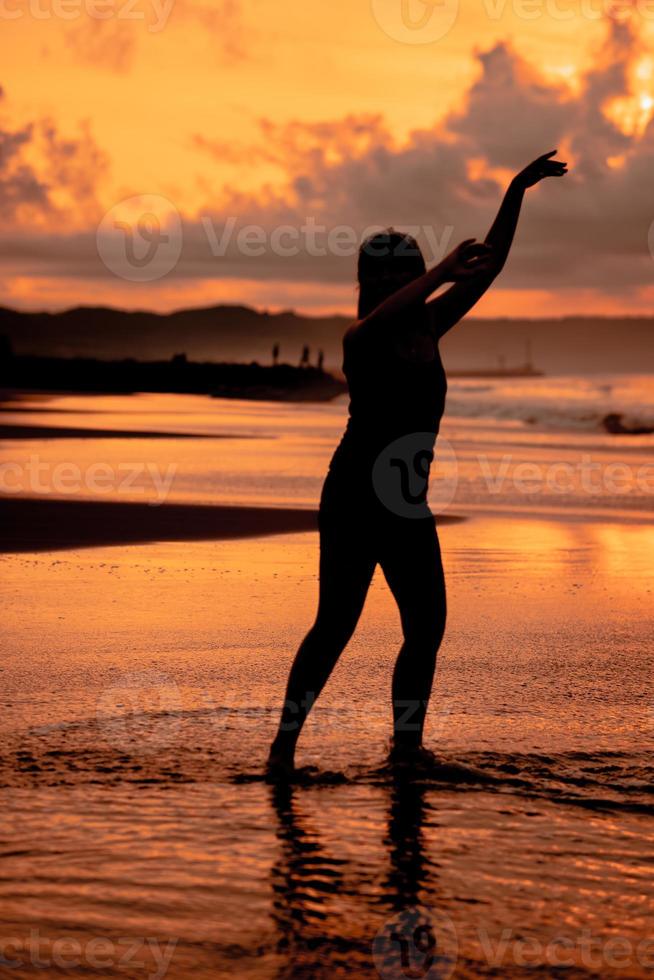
[[1, 389, 653, 978]]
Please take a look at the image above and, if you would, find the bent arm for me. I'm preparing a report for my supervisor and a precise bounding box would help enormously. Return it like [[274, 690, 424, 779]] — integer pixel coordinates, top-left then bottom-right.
[[349, 239, 491, 345], [355, 262, 449, 336]]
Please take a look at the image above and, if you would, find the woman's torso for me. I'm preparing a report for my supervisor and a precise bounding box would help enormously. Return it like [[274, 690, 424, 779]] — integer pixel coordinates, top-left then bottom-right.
[[325, 314, 447, 507]]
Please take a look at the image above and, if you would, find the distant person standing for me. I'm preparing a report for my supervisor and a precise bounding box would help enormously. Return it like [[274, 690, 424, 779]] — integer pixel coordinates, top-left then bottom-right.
[[317, 349, 325, 372], [273, 342, 280, 366], [300, 345, 310, 369]]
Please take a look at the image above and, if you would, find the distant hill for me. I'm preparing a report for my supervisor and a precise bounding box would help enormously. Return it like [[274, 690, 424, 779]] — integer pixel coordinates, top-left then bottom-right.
[[0, 304, 652, 374], [0, 305, 346, 366]]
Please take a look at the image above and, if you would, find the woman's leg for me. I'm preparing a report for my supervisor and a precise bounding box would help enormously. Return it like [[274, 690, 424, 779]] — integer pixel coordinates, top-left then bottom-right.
[[379, 517, 446, 752], [268, 515, 376, 769]]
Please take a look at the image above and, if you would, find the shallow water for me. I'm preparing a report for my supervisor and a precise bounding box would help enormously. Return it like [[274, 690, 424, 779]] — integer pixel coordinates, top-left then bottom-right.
[[1, 381, 653, 517], [3, 779, 653, 979], [1, 388, 653, 978]]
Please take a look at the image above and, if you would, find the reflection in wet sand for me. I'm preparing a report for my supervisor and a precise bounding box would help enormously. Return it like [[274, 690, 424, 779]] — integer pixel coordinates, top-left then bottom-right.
[[268, 775, 456, 979]]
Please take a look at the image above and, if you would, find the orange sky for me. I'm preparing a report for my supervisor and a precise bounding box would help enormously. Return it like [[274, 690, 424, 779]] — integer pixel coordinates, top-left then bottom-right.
[[2, 0, 654, 314]]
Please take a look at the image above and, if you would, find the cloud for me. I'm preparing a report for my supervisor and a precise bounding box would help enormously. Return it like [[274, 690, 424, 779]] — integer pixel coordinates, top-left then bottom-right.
[[0, 123, 51, 221], [65, 18, 136, 74], [446, 41, 573, 166], [179, 16, 654, 295], [181, 0, 247, 62], [569, 17, 637, 178], [62, 0, 247, 73], [4, 15, 654, 306], [0, 92, 109, 227], [193, 114, 392, 174]]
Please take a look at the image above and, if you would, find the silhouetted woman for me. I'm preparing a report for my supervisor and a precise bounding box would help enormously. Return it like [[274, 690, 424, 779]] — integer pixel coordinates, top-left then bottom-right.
[[268, 151, 567, 777]]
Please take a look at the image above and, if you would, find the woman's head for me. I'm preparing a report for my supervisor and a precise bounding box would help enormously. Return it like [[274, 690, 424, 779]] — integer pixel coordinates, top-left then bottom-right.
[[357, 229, 426, 319]]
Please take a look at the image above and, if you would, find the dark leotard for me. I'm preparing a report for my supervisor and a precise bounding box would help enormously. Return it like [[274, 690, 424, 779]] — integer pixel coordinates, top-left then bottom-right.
[[322, 321, 447, 522]]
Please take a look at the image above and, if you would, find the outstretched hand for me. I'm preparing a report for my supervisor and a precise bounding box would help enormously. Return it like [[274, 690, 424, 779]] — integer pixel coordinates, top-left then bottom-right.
[[440, 238, 494, 282], [514, 150, 568, 189]]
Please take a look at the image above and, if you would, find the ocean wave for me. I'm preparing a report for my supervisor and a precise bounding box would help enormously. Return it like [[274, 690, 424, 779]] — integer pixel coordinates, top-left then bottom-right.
[[446, 374, 654, 433]]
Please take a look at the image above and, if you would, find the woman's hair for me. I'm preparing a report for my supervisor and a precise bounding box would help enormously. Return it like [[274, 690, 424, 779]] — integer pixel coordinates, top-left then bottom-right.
[[357, 228, 426, 319]]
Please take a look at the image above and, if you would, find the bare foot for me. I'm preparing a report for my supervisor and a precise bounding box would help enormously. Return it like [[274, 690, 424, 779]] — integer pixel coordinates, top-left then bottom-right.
[[388, 743, 439, 772], [265, 747, 295, 783]]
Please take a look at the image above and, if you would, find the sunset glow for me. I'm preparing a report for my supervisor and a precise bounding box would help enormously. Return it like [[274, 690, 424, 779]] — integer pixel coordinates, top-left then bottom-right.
[[2, 7, 654, 977], [2, 2, 654, 314]]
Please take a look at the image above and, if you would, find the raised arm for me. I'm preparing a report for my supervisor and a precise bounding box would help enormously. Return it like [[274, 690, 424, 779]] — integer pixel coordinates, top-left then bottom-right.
[[427, 150, 568, 339]]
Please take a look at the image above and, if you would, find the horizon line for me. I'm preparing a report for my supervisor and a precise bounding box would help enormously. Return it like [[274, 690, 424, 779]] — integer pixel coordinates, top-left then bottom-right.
[[2, 302, 654, 322]]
